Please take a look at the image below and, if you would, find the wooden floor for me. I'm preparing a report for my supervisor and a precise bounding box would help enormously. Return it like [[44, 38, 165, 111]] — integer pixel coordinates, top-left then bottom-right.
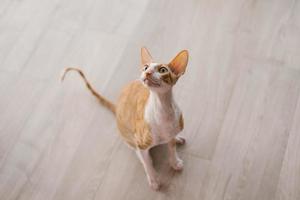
[[0, 0, 300, 199]]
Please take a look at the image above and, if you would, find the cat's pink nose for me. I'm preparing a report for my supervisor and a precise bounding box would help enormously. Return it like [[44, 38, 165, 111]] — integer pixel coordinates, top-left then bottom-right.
[[145, 72, 153, 78]]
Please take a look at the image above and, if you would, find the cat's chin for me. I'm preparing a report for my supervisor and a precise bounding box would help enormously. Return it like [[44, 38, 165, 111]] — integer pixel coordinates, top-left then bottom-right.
[[141, 78, 161, 88], [145, 81, 160, 88]]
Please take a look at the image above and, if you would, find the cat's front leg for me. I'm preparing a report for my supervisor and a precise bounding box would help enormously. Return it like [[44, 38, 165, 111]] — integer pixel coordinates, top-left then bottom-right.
[[175, 136, 186, 145], [136, 149, 161, 190], [168, 138, 184, 171]]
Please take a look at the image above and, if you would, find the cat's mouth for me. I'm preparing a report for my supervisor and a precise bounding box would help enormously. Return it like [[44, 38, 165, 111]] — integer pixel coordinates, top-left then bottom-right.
[[142, 77, 161, 87]]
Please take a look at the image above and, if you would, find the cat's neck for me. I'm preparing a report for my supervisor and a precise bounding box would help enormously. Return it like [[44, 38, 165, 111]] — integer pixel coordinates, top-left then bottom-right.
[[148, 89, 175, 110]]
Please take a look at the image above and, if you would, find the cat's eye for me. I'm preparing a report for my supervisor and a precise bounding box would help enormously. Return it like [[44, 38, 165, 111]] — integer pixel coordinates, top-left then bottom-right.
[[159, 67, 168, 73], [143, 65, 149, 71]]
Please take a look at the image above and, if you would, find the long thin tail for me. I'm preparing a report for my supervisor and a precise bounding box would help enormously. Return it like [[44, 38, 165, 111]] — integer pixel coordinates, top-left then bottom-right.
[[61, 67, 116, 115]]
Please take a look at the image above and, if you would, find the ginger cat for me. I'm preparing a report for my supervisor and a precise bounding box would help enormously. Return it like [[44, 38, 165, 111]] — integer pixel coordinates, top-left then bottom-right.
[[61, 47, 188, 190]]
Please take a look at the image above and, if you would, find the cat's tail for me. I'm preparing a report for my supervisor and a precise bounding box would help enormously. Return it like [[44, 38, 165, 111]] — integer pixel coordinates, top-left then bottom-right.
[[60, 67, 116, 115]]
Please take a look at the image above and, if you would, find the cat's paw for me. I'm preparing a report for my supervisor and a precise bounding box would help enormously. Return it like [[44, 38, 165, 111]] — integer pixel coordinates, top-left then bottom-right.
[[175, 136, 186, 145], [170, 158, 184, 171], [148, 177, 161, 190]]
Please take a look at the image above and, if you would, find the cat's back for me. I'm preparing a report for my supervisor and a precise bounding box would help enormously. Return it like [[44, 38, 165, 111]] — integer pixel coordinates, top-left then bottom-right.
[[116, 80, 152, 149]]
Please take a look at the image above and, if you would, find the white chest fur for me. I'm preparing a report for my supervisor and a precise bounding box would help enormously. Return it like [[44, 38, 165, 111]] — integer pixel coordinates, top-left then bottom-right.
[[144, 90, 182, 147]]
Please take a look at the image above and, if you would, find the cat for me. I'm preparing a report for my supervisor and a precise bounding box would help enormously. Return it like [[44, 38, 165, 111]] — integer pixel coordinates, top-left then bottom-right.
[[61, 47, 188, 190]]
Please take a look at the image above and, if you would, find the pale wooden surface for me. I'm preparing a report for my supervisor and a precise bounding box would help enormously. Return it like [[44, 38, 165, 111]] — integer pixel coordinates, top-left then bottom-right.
[[0, 0, 300, 199]]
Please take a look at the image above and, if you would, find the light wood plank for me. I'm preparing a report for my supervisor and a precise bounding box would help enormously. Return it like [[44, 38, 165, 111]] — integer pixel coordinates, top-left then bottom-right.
[[0, 0, 62, 72], [275, 93, 300, 200], [0, 77, 46, 167], [85, 0, 150, 36], [201, 63, 300, 200]]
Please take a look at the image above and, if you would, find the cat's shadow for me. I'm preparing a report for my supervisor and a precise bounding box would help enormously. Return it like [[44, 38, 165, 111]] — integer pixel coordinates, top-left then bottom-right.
[[150, 143, 186, 191]]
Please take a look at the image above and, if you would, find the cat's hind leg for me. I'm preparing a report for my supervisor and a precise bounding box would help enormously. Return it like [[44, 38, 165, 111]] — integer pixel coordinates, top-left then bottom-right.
[[136, 149, 161, 190], [168, 138, 184, 171]]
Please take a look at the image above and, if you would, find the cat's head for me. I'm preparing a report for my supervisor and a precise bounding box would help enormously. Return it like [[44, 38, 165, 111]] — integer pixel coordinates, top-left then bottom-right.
[[140, 47, 189, 93]]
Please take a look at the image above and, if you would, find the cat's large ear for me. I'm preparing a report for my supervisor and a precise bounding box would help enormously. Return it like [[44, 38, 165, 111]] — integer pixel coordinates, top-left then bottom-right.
[[141, 47, 153, 65], [168, 50, 189, 76]]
